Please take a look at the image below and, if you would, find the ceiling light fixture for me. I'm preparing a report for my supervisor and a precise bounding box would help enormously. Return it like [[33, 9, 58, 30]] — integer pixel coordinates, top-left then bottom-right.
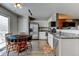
[[14, 3, 22, 8]]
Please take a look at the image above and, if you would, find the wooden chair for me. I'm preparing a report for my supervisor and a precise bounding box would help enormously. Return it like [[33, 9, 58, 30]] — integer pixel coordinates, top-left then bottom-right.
[[27, 36, 32, 49], [16, 35, 28, 53], [5, 32, 13, 55], [5, 33, 28, 56], [19, 32, 27, 35]]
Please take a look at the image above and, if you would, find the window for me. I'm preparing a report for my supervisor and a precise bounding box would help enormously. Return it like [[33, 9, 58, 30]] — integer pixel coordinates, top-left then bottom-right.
[[0, 15, 9, 55]]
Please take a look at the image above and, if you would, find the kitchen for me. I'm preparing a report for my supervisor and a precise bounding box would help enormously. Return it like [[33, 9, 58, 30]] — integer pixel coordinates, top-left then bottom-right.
[[47, 13, 79, 56]]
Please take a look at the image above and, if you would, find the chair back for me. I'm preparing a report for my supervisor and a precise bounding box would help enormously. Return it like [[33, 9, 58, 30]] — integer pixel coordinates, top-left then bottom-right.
[[5, 32, 12, 41], [5, 32, 12, 36], [19, 32, 27, 35], [27, 36, 32, 42]]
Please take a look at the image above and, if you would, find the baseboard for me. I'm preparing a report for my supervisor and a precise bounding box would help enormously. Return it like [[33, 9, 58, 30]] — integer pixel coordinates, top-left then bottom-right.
[[39, 39, 47, 40], [32, 39, 39, 40]]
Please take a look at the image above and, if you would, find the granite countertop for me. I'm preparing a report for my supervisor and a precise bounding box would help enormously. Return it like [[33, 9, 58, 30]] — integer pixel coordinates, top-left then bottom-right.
[[56, 29, 79, 39], [48, 31, 79, 39], [56, 35, 79, 39], [54, 33, 79, 39]]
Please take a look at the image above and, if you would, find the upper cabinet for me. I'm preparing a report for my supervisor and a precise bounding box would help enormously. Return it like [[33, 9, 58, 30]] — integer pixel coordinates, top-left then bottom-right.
[[56, 13, 74, 29], [57, 13, 71, 20]]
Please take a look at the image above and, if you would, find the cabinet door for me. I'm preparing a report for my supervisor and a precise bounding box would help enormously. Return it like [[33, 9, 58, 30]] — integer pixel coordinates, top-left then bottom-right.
[[76, 39, 79, 56], [55, 41, 59, 56], [39, 32, 47, 39], [48, 33, 53, 48], [60, 39, 77, 56]]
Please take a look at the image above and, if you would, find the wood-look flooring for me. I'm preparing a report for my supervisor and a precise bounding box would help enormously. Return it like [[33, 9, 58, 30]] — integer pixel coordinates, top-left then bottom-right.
[[0, 40, 54, 56]]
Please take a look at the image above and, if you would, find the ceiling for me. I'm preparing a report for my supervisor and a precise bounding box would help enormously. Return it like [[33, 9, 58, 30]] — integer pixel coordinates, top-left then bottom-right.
[[1, 3, 79, 20]]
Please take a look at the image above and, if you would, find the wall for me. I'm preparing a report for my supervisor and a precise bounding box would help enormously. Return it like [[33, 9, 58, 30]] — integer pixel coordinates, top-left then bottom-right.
[[18, 16, 29, 35], [0, 6, 18, 33], [30, 20, 48, 27], [48, 13, 56, 22]]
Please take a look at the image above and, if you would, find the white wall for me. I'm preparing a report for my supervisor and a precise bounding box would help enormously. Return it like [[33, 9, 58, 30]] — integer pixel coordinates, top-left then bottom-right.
[[18, 16, 29, 35], [0, 6, 18, 33], [31, 20, 48, 27], [48, 13, 56, 22]]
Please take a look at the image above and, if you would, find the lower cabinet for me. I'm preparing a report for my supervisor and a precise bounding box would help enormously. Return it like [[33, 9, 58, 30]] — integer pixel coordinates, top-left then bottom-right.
[[55, 42, 59, 56], [48, 33, 53, 49], [59, 39, 79, 56], [76, 39, 79, 56], [39, 32, 47, 40]]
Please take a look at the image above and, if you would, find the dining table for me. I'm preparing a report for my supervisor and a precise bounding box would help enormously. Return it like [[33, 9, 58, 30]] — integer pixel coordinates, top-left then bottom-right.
[[5, 34, 30, 55]]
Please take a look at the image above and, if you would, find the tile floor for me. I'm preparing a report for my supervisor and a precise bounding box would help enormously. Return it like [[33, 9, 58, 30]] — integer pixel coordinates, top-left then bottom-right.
[[0, 40, 54, 56]]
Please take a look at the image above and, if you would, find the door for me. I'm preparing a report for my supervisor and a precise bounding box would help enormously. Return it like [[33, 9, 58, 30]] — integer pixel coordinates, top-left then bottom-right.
[[30, 23, 39, 39]]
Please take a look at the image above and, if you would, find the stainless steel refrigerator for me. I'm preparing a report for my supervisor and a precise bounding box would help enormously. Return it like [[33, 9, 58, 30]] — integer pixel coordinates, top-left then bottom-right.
[[30, 23, 39, 39]]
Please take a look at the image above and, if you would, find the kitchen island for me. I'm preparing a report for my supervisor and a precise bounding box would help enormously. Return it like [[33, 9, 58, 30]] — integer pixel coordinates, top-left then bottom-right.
[[48, 30, 79, 56], [55, 30, 79, 56], [47, 32, 59, 56]]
